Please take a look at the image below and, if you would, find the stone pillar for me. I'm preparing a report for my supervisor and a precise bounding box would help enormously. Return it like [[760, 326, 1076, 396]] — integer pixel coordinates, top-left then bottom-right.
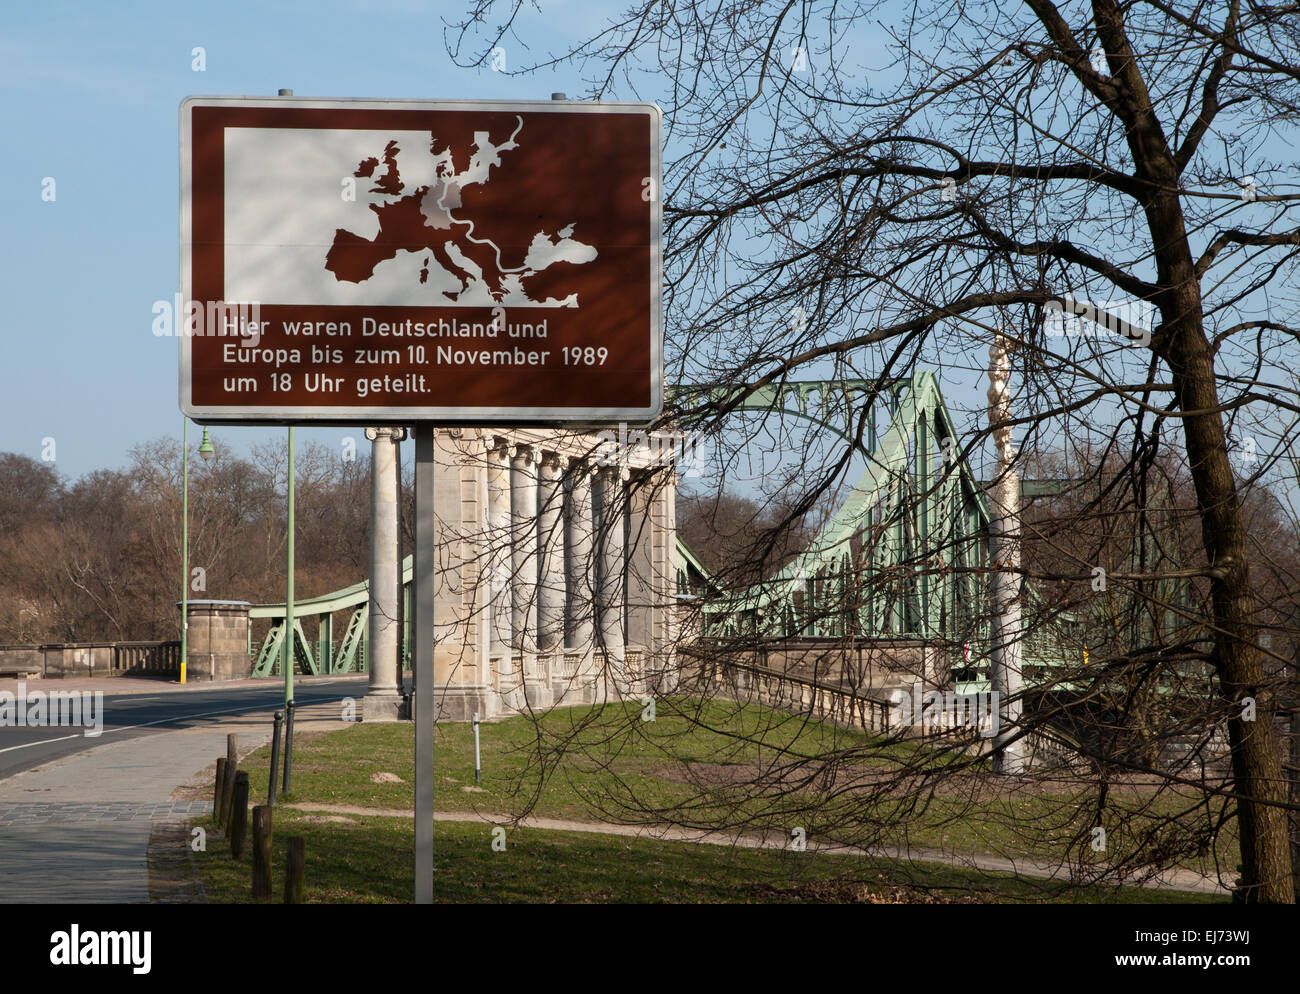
[[651, 469, 681, 693], [485, 437, 514, 654], [537, 452, 566, 652], [626, 474, 654, 649], [596, 466, 628, 694], [184, 600, 252, 681], [364, 426, 406, 722], [430, 428, 492, 720], [566, 461, 598, 703], [565, 461, 596, 651], [510, 443, 538, 653]]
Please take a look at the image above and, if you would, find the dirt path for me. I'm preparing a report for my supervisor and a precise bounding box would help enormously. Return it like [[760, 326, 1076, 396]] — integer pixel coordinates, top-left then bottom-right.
[[280, 801, 1229, 896]]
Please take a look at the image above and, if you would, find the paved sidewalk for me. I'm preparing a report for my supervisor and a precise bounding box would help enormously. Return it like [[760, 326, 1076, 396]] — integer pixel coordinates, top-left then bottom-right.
[[0, 702, 349, 903], [0, 801, 213, 825], [0, 730, 261, 805], [0, 725, 269, 903]]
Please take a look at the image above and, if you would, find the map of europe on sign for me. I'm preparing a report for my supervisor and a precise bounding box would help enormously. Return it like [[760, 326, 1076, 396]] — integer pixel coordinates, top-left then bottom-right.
[[180, 97, 663, 423]]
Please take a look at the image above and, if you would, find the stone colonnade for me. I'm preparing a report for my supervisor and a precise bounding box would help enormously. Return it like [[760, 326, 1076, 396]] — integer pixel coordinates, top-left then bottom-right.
[[431, 428, 679, 721]]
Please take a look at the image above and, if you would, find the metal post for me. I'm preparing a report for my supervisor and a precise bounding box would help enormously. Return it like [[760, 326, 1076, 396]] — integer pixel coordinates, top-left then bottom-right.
[[414, 424, 434, 904], [181, 418, 189, 685], [268, 710, 283, 806], [282, 699, 295, 796], [396, 434, 405, 695], [277, 93, 297, 705], [472, 712, 481, 784], [284, 425, 296, 705]]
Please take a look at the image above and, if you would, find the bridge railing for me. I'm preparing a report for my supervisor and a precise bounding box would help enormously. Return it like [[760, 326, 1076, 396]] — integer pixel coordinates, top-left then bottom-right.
[[0, 640, 181, 679], [679, 645, 898, 733]]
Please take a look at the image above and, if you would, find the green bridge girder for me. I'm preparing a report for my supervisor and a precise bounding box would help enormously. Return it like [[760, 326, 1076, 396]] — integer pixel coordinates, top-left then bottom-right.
[[249, 558, 413, 677], [674, 373, 1076, 690], [673, 377, 908, 448], [250, 374, 1075, 688], [680, 373, 989, 640]]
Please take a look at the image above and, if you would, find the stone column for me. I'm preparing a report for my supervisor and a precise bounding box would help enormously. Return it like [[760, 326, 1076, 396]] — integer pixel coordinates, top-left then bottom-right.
[[485, 437, 513, 654], [566, 461, 598, 703], [651, 469, 681, 694], [565, 461, 596, 651], [537, 452, 566, 652], [364, 426, 406, 721], [510, 443, 538, 653], [626, 474, 654, 649], [596, 466, 628, 694], [429, 428, 492, 720]]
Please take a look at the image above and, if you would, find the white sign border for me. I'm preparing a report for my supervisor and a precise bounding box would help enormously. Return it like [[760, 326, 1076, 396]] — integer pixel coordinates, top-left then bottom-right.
[[179, 95, 664, 425]]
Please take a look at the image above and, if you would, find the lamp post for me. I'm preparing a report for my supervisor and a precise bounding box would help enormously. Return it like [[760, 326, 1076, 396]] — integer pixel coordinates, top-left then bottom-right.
[[181, 423, 214, 685], [181, 420, 188, 684]]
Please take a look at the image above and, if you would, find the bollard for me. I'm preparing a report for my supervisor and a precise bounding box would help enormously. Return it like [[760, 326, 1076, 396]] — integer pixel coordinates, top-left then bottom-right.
[[230, 771, 250, 859], [221, 754, 238, 832], [252, 805, 273, 898], [213, 757, 227, 818], [222, 733, 239, 830], [268, 711, 283, 806], [282, 700, 296, 797], [284, 836, 306, 904], [472, 712, 481, 784]]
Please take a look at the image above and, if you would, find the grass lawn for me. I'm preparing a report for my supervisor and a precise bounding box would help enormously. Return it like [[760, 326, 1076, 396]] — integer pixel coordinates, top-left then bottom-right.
[[184, 697, 1233, 903], [192, 814, 1224, 904], [235, 697, 1236, 870]]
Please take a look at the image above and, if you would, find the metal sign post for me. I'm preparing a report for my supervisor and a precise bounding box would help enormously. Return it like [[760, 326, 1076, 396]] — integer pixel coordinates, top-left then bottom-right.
[[178, 93, 663, 905], [413, 424, 434, 904]]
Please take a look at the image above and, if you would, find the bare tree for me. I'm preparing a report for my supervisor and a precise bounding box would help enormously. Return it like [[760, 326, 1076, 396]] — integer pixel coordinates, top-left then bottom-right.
[[0, 434, 381, 646], [448, 0, 1300, 901]]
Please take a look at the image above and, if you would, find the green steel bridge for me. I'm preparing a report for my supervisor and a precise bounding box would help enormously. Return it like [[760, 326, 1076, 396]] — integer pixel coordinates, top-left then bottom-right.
[[247, 373, 1078, 691]]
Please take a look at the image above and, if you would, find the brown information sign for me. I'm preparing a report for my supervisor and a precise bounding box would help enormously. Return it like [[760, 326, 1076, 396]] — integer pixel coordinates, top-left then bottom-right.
[[180, 96, 662, 423]]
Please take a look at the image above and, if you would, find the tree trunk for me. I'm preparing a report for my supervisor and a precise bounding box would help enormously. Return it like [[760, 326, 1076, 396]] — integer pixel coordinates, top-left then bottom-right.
[[1156, 271, 1293, 903], [1113, 39, 1298, 893]]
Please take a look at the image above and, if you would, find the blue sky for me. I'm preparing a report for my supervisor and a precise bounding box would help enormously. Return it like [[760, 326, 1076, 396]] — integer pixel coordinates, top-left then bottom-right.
[[2, 1, 1294, 501], [0, 0, 600, 480], [0, 0, 1078, 492]]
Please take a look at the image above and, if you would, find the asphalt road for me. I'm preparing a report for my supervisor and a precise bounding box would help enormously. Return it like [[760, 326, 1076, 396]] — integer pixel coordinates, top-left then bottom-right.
[[0, 675, 370, 781]]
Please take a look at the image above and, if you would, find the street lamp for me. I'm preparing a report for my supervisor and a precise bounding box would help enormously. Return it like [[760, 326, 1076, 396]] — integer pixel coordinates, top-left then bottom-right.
[[181, 421, 190, 685], [182, 424, 215, 686]]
